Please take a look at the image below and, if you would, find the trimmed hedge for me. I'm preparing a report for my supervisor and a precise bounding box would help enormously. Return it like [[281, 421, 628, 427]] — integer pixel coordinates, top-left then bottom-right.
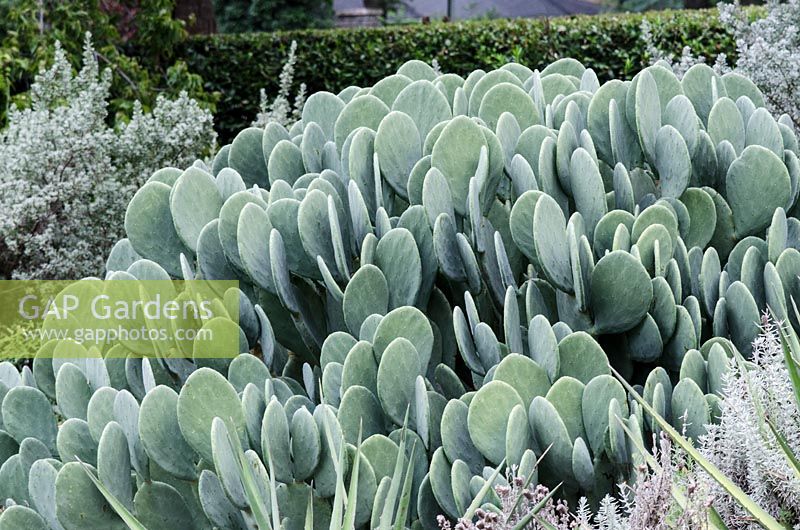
[[183, 8, 738, 141]]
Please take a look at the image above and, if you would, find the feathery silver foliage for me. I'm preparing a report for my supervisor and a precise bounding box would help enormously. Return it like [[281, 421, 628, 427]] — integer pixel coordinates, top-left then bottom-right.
[[0, 34, 216, 280], [698, 316, 800, 529]]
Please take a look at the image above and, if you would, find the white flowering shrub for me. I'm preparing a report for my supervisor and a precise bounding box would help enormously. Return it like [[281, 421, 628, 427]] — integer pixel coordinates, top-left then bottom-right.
[[643, 1, 800, 127], [0, 36, 216, 280], [698, 318, 800, 529], [252, 40, 306, 129], [719, 0, 800, 127]]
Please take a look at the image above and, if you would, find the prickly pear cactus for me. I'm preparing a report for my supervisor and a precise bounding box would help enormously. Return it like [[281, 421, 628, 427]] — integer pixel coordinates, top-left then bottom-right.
[[2, 56, 798, 529]]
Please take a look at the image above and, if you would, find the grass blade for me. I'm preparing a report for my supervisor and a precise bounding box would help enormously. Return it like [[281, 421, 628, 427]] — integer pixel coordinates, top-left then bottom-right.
[[610, 367, 786, 530], [227, 418, 273, 530], [325, 413, 349, 530], [75, 458, 147, 530], [778, 327, 800, 409], [509, 444, 552, 516], [329, 443, 347, 529], [510, 482, 561, 530], [265, 447, 281, 530], [615, 414, 729, 530], [342, 425, 363, 530], [708, 506, 730, 530], [766, 417, 800, 479], [776, 303, 800, 411], [321, 406, 345, 480], [305, 486, 314, 530], [379, 410, 410, 529], [615, 414, 659, 470], [533, 513, 560, 530], [462, 458, 506, 521], [393, 441, 417, 530]]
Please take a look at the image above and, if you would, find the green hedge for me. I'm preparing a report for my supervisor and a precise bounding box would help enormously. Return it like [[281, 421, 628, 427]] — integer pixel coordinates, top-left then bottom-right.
[[183, 8, 738, 142]]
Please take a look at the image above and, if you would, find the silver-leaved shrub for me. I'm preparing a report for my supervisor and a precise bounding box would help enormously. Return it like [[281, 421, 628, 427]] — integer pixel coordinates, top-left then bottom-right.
[[698, 318, 800, 528], [252, 40, 306, 129], [0, 35, 216, 280], [718, 0, 800, 127], [643, 0, 800, 127]]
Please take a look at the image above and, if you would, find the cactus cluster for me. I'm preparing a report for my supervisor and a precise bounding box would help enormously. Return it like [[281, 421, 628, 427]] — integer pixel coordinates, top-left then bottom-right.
[[1, 56, 798, 528]]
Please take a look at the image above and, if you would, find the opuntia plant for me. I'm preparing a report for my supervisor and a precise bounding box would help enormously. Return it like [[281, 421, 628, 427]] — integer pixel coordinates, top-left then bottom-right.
[[1, 55, 798, 529]]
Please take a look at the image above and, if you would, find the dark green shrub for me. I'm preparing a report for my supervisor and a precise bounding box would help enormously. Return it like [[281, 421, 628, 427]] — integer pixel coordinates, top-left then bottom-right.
[[183, 8, 739, 141]]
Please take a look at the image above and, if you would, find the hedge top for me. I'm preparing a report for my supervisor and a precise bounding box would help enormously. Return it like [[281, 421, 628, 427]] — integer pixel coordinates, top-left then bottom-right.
[[183, 8, 741, 141]]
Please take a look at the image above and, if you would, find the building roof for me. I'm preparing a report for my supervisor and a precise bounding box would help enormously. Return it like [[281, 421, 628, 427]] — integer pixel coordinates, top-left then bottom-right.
[[334, 0, 602, 19]]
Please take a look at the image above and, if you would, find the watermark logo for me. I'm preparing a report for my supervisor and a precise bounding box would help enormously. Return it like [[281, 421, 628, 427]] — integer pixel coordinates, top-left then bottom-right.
[[0, 280, 240, 360]]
